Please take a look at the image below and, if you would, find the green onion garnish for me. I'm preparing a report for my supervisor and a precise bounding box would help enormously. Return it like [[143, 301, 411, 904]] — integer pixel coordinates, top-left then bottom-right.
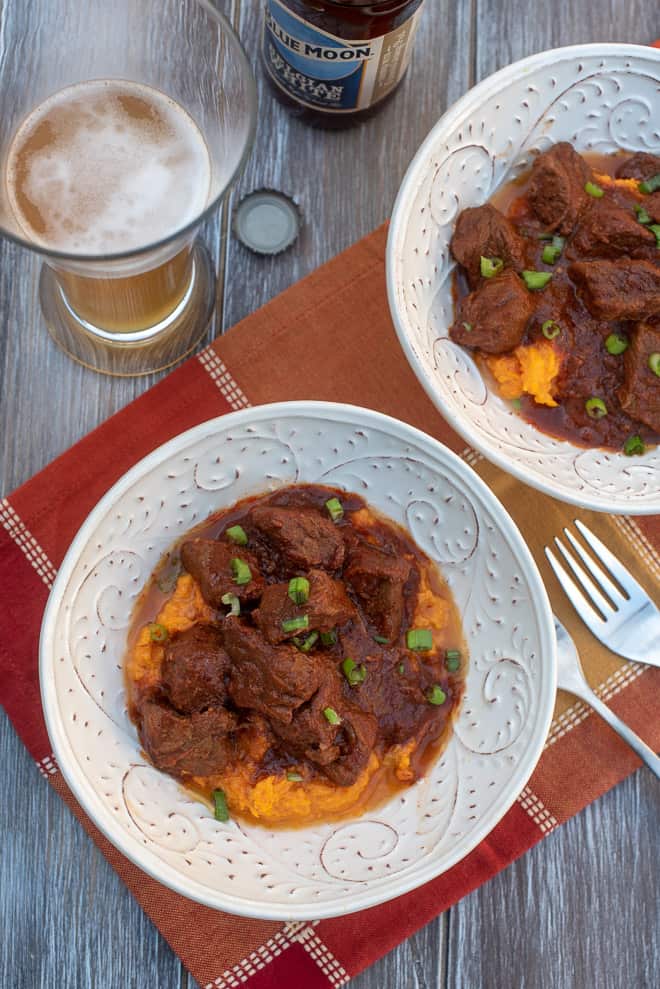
[[148, 623, 168, 643], [541, 235, 564, 265], [541, 320, 561, 340], [230, 558, 252, 585], [480, 256, 504, 278], [342, 657, 367, 687], [406, 628, 433, 651], [426, 684, 447, 706], [286, 772, 303, 782], [585, 181, 604, 198], [373, 635, 390, 645], [282, 615, 309, 633], [511, 397, 522, 410], [300, 631, 319, 653], [288, 576, 310, 605], [323, 707, 341, 726], [225, 525, 248, 546], [213, 789, 230, 822], [397, 662, 405, 674], [648, 352, 660, 377], [605, 333, 628, 355], [649, 224, 660, 246], [320, 630, 337, 646], [634, 203, 651, 225], [639, 173, 660, 194], [537, 232, 555, 241], [445, 649, 462, 672], [220, 592, 241, 617], [462, 321, 473, 332], [522, 270, 552, 290], [585, 397, 608, 419], [623, 435, 645, 456], [325, 497, 344, 522]]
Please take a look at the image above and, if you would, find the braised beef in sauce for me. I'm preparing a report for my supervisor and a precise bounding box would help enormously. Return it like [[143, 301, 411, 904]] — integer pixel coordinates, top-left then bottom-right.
[[125, 484, 465, 828], [449, 145, 660, 451]]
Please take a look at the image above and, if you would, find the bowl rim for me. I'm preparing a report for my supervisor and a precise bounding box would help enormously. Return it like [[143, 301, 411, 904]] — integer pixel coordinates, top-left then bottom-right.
[[39, 400, 557, 919], [386, 42, 660, 515]]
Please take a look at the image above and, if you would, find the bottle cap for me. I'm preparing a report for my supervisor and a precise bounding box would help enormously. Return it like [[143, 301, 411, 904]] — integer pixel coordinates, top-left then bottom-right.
[[232, 189, 301, 256]]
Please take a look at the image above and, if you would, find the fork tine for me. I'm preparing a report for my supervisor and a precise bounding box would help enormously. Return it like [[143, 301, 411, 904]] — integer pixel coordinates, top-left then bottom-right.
[[553, 538, 614, 619], [563, 527, 625, 606], [574, 520, 645, 600], [544, 546, 605, 630]]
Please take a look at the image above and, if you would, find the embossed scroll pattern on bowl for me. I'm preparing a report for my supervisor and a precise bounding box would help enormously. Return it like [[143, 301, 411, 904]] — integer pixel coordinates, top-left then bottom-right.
[[387, 45, 660, 513], [41, 404, 555, 919]]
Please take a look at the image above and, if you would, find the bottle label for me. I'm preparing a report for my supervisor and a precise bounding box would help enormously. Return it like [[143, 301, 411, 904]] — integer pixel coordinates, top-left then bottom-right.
[[262, 0, 424, 113]]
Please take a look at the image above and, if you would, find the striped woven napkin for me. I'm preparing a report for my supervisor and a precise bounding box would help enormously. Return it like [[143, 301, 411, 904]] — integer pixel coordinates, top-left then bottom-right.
[[2, 220, 659, 987]]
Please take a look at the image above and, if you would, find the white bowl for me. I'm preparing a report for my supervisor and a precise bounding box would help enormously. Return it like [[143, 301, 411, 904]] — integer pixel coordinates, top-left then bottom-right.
[[387, 44, 660, 514], [40, 401, 555, 919]]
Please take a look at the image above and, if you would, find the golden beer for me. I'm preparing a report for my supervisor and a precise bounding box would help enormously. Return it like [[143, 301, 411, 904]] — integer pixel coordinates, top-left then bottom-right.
[[5, 80, 211, 332]]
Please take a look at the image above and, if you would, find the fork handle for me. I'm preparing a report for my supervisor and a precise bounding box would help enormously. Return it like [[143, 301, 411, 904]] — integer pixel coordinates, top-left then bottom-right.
[[569, 685, 660, 780]]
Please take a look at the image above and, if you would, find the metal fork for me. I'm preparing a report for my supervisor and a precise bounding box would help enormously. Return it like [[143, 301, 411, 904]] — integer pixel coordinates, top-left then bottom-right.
[[554, 618, 660, 778], [545, 519, 660, 667]]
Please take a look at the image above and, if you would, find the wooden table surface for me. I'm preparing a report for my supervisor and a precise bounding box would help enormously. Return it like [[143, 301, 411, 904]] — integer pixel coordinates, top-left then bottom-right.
[[1, 3, 658, 987]]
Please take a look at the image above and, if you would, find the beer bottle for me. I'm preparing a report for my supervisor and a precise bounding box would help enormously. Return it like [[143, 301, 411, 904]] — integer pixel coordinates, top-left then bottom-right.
[[261, 1, 425, 127]]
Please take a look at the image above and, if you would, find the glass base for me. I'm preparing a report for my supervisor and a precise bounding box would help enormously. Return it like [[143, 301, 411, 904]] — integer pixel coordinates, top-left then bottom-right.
[[39, 242, 216, 376]]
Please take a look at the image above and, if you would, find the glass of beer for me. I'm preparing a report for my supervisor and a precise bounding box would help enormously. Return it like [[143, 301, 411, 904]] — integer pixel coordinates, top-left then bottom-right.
[[0, 0, 256, 375]]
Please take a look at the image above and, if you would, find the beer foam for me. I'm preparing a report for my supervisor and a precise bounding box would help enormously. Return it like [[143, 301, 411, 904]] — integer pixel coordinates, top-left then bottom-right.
[[6, 80, 211, 254]]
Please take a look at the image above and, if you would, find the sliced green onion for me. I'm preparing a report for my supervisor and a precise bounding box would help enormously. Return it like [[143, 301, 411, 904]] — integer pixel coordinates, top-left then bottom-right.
[[585, 397, 608, 419], [323, 706, 342, 726], [213, 789, 230, 822], [288, 576, 310, 605], [373, 634, 390, 645], [148, 622, 168, 643], [480, 256, 504, 278], [320, 630, 337, 646], [398, 662, 405, 674], [286, 772, 303, 782], [511, 397, 522, 410], [406, 628, 433, 651], [300, 631, 319, 653], [648, 352, 660, 377], [220, 592, 241, 617], [585, 181, 604, 198], [537, 232, 555, 241], [325, 497, 344, 522], [462, 321, 473, 332], [605, 333, 628, 355], [342, 657, 367, 687], [225, 525, 248, 546], [445, 649, 462, 672], [541, 236, 564, 265], [634, 203, 652, 225], [230, 557, 252, 585], [282, 615, 309, 633], [639, 173, 660, 194], [649, 224, 660, 246], [623, 435, 645, 456], [541, 319, 561, 340], [522, 270, 552, 290], [426, 684, 447, 706]]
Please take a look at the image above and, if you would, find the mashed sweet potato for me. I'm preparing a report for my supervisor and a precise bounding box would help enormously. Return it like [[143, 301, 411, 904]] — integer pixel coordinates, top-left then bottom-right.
[[485, 340, 561, 407]]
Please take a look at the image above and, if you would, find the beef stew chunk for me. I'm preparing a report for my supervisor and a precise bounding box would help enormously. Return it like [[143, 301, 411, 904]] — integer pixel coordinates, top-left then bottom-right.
[[161, 624, 229, 714], [618, 323, 660, 433], [527, 142, 591, 235], [222, 619, 322, 723], [615, 152, 660, 180], [568, 260, 660, 321], [139, 701, 236, 776], [568, 199, 657, 260], [249, 505, 345, 572], [450, 204, 525, 288], [450, 268, 534, 353], [271, 673, 378, 786], [344, 540, 412, 641], [253, 569, 355, 645], [180, 538, 264, 607]]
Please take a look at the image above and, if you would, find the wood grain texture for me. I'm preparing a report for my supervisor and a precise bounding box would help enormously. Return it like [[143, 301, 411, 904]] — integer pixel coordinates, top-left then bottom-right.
[[0, 0, 658, 987]]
